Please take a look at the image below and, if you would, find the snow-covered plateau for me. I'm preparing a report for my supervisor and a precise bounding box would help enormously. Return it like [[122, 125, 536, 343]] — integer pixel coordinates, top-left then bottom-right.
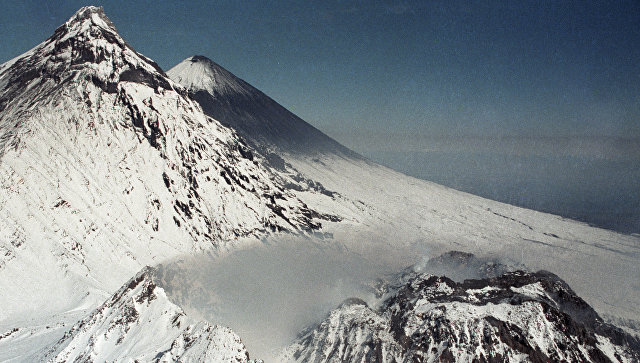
[[0, 6, 638, 362]]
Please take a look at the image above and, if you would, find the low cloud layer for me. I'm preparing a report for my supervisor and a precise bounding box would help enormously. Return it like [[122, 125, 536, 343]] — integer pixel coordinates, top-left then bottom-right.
[[155, 236, 429, 361], [154, 235, 537, 361]]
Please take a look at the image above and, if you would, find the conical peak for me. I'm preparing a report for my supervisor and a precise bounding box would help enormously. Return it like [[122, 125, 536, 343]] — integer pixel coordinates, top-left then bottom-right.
[[0, 6, 171, 103], [43, 6, 126, 66], [167, 56, 253, 97], [49, 7, 169, 78], [187, 56, 237, 82], [190, 55, 217, 66]]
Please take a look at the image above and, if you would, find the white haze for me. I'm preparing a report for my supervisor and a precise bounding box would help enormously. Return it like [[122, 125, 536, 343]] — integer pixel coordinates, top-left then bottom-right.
[[154, 236, 434, 362]]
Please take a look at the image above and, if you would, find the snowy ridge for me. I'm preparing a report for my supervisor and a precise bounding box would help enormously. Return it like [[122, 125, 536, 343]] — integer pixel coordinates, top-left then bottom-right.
[[43, 267, 256, 362], [282, 253, 640, 362], [168, 56, 356, 155]]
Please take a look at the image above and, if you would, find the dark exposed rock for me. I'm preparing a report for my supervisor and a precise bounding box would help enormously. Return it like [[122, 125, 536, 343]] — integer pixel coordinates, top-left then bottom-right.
[[284, 252, 640, 362], [119, 68, 172, 91]]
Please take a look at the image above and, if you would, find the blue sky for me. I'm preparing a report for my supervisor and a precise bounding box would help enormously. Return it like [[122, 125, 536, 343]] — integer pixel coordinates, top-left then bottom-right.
[[1, 1, 639, 150]]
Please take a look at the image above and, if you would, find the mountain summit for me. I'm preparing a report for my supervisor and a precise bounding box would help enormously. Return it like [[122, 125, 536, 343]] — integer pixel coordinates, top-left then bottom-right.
[[283, 255, 640, 362], [168, 56, 356, 156], [167, 55, 253, 97], [54, 6, 119, 37], [44, 267, 254, 362], [0, 5, 168, 112]]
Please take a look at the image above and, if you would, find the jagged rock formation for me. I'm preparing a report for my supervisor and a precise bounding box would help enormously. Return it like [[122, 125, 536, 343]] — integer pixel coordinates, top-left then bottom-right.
[[283, 255, 640, 362], [43, 267, 256, 362]]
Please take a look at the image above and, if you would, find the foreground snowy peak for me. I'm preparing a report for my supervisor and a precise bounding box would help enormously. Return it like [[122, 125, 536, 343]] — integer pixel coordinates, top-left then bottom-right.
[[0, 7, 333, 321], [168, 56, 355, 155], [43, 267, 255, 362], [283, 256, 640, 362]]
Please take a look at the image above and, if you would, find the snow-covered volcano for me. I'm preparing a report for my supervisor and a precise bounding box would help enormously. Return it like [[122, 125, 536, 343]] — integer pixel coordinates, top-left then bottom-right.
[[0, 6, 337, 323], [282, 252, 640, 362], [0, 5, 639, 362]]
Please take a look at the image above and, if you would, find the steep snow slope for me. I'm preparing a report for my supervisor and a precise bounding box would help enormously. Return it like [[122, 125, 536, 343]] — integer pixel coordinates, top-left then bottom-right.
[[282, 253, 640, 362], [170, 55, 640, 335], [167, 56, 356, 156], [0, 6, 334, 323], [40, 267, 255, 362]]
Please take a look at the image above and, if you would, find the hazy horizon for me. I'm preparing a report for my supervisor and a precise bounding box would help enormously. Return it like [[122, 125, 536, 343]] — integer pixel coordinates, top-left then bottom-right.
[[361, 145, 639, 235]]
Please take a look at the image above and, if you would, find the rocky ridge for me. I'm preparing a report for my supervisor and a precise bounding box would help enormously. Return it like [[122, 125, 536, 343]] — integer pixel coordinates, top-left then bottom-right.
[[283, 253, 640, 362]]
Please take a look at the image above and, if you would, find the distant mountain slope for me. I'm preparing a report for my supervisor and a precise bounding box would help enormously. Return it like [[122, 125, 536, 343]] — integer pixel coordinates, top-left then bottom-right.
[[168, 51, 640, 338], [167, 56, 358, 157], [282, 252, 640, 362]]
